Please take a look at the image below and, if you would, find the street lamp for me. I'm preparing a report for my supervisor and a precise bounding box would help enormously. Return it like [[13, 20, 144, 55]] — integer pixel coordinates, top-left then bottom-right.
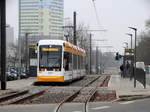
[[123, 42, 128, 49], [128, 27, 137, 88], [126, 33, 133, 49]]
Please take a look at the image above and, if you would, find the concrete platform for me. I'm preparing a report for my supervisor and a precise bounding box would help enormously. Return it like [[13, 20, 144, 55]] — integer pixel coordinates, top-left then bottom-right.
[[108, 74, 150, 97]]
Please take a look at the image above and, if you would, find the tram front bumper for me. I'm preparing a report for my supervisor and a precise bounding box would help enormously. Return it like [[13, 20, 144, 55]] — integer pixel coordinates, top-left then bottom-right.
[[37, 76, 64, 82]]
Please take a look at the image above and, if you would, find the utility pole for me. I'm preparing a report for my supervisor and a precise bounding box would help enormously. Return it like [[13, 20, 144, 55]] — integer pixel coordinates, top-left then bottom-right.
[[99, 49, 102, 74], [90, 34, 92, 74], [25, 33, 30, 72], [64, 34, 69, 42], [81, 36, 83, 48], [73, 11, 77, 45], [0, 0, 6, 90], [96, 46, 99, 74]]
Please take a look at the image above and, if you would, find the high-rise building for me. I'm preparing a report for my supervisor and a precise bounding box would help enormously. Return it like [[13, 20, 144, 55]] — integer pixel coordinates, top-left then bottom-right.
[[19, 0, 64, 42]]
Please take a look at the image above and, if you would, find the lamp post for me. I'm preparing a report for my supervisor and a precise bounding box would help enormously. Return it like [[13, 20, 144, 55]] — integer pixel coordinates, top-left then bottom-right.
[[123, 42, 128, 49], [128, 27, 137, 88], [126, 33, 133, 49]]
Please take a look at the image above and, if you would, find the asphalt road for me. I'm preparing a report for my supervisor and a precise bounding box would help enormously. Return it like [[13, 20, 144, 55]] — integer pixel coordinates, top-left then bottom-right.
[[88, 99, 150, 112], [1, 98, 150, 112], [146, 74, 150, 86], [0, 104, 57, 112]]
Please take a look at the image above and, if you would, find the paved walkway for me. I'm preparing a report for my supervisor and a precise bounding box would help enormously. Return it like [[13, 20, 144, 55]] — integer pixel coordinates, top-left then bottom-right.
[[108, 74, 150, 97], [0, 77, 36, 91]]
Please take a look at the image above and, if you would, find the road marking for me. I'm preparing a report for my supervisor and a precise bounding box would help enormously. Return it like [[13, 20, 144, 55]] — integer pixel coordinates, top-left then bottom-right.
[[73, 111, 82, 112], [91, 106, 111, 110], [120, 101, 135, 104]]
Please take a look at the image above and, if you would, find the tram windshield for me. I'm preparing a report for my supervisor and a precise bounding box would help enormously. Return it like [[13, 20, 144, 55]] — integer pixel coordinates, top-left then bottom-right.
[[39, 45, 62, 71]]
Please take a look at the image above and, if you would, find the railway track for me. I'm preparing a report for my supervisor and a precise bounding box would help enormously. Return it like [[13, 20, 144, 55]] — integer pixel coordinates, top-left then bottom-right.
[[0, 87, 48, 105], [0, 75, 110, 112], [21, 75, 101, 105], [55, 76, 107, 112]]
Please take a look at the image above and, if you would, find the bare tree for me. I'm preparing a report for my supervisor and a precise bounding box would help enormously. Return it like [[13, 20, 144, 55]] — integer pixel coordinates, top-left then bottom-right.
[[7, 44, 19, 68], [146, 19, 150, 29], [136, 20, 150, 65], [64, 21, 89, 48]]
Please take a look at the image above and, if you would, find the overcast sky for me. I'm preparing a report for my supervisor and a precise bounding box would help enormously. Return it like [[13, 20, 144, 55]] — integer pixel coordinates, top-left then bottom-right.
[[6, 0, 150, 53]]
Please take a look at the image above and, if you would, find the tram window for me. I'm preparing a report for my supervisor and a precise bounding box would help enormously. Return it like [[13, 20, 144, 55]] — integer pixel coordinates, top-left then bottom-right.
[[81, 56, 83, 69], [39, 45, 62, 71], [69, 53, 73, 71], [73, 54, 77, 70], [64, 52, 69, 71], [78, 55, 80, 69]]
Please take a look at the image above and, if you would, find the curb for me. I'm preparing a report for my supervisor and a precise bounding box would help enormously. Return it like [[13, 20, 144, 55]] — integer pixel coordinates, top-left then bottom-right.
[[115, 95, 150, 102]]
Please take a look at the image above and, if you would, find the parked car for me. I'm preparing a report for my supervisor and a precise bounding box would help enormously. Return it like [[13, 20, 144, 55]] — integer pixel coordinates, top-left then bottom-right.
[[6, 71, 17, 81], [6, 71, 14, 81], [20, 68, 29, 79], [20, 72, 28, 79], [9, 69, 18, 80]]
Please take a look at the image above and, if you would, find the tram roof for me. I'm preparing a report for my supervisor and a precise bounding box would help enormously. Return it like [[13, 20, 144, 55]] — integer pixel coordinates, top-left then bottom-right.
[[38, 40, 86, 55]]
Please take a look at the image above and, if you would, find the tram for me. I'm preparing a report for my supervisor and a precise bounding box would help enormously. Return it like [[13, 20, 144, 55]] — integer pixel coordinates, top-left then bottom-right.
[[37, 40, 86, 82]]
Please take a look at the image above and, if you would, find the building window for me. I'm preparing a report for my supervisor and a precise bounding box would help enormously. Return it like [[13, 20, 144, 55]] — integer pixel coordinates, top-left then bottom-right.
[[49, 25, 51, 29], [40, 12, 43, 16], [40, 19, 42, 23], [40, 32, 43, 35], [40, 25, 44, 30], [49, 18, 51, 22]]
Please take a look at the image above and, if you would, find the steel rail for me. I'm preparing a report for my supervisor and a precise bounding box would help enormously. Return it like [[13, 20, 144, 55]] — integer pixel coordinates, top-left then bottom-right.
[[85, 75, 108, 112], [85, 86, 98, 112], [55, 76, 101, 112], [0, 90, 29, 103], [0, 87, 48, 105]]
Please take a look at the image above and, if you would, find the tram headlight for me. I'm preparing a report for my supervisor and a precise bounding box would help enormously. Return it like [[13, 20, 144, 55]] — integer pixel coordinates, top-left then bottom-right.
[[56, 69, 59, 71], [41, 69, 45, 71], [53, 69, 59, 71], [53, 69, 56, 72]]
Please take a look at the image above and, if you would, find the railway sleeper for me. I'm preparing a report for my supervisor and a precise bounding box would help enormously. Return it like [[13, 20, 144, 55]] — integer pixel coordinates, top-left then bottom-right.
[[0, 90, 29, 103]]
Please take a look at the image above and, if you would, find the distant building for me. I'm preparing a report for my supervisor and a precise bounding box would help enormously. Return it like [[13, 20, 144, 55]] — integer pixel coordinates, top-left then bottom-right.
[[6, 24, 14, 45], [19, 0, 64, 44]]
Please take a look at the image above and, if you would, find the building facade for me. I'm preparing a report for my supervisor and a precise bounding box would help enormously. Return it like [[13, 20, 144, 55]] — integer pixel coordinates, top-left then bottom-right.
[[19, 0, 64, 41]]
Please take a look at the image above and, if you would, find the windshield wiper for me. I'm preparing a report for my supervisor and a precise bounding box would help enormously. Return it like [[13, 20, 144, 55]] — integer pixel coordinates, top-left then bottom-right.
[[50, 58, 61, 68]]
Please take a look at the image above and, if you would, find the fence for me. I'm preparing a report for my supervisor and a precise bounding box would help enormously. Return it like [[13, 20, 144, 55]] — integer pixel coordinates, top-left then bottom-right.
[[135, 68, 146, 88]]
